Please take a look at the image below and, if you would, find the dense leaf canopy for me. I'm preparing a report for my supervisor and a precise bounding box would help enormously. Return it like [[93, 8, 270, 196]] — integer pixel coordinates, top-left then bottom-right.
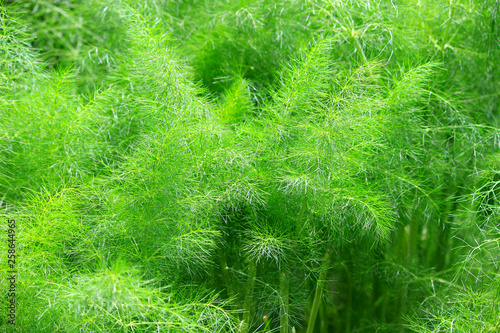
[[0, 0, 499, 332]]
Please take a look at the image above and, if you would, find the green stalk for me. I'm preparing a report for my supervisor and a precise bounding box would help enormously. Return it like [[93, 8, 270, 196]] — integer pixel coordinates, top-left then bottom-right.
[[433, 194, 459, 271], [306, 247, 333, 333], [280, 270, 290, 333], [350, 29, 368, 64], [319, 300, 328, 333], [218, 246, 234, 300], [344, 264, 352, 333], [240, 261, 257, 333], [298, 191, 308, 225], [296, 187, 308, 237], [394, 213, 416, 324], [372, 249, 386, 323], [354, 36, 368, 64]]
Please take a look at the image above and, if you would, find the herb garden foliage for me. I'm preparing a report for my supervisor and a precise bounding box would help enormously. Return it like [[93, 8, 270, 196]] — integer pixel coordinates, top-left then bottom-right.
[[0, 0, 498, 332]]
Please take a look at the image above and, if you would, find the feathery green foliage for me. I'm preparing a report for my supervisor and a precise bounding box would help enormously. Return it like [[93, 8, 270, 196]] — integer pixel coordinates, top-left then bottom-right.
[[1, 0, 499, 332]]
